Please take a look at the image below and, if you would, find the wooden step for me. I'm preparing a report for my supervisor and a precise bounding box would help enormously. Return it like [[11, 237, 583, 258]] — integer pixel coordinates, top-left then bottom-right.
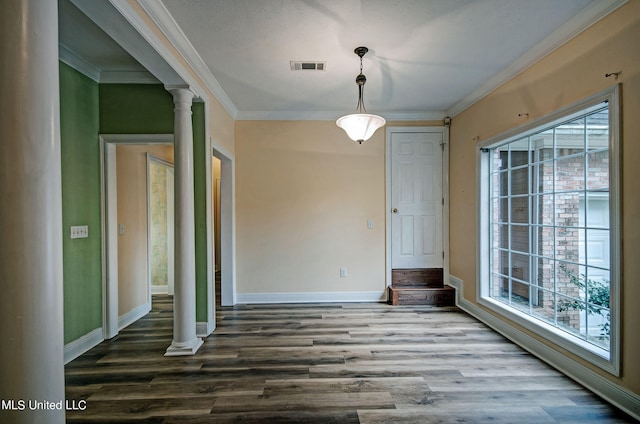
[[387, 286, 455, 306], [392, 268, 443, 287]]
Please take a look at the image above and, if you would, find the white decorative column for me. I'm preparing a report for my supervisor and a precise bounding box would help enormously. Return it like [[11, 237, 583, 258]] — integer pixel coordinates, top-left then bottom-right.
[[165, 87, 203, 356], [0, 0, 66, 422]]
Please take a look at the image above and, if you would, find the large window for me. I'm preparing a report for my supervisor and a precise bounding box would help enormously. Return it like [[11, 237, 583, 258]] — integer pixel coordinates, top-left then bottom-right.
[[477, 86, 620, 374]]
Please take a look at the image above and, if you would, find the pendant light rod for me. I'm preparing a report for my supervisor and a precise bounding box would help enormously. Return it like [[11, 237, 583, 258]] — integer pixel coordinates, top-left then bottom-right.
[[336, 46, 386, 144]]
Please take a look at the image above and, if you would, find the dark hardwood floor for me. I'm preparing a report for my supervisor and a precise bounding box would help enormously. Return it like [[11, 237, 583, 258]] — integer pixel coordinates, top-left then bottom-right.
[[65, 295, 634, 423]]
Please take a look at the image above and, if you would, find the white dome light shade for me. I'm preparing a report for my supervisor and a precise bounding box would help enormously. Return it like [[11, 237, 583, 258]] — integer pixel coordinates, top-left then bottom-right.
[[336, 113, 386, 144]]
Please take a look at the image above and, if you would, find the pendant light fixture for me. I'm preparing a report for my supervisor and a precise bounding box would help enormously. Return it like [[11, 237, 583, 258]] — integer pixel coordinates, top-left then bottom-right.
[[336, 47, 386, 144]]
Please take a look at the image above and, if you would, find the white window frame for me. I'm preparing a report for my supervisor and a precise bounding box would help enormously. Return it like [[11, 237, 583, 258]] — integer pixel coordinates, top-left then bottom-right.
[[477, 85, 621, 375]]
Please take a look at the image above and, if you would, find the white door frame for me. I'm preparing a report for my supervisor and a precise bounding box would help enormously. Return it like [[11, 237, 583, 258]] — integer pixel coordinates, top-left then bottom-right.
[[99, 134, 173, 339], [147, 154, 175, 295], [385, 126, 450, 289], [212, 142, 237, 307]]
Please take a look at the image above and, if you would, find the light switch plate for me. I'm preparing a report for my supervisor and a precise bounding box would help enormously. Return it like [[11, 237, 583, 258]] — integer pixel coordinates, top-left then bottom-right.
[[70, 225, 88, 239]]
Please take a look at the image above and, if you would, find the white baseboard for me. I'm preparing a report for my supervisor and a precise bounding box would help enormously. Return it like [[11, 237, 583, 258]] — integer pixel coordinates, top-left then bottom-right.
[[237, 291, 385, 304], [196, 320, 215, 338], [152, 285, 168, 294], [64, 327, 103, 365], [448, 275, 640, 421], [118, 302, 151, 330]]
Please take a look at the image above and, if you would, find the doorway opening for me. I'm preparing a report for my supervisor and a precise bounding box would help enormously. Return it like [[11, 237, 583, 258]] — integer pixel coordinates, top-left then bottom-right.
[[212, 145, 236, 307], [100, 134, 174, 339], [148, 154, 175, 296]]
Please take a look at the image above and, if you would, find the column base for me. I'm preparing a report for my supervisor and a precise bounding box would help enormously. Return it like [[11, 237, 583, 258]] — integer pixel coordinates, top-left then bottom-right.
[[164, 337, 204, 356]]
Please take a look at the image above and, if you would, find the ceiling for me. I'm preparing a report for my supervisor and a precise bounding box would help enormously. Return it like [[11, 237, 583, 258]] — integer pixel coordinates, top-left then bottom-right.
[[59, 0, 622, 120]]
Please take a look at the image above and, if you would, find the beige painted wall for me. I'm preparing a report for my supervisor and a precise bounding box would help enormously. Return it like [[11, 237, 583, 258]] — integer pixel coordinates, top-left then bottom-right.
[[116, 144, 174, 316], [449, 1, 640, 394], [235, 120, 387, 295]]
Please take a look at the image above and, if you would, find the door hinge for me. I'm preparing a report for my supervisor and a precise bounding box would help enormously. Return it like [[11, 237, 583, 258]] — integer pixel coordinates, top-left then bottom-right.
[[442, 251, 445, 259]]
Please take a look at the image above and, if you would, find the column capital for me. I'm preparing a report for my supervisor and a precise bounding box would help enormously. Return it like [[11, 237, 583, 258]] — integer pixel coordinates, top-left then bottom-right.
[[165, 85, 194, 99]]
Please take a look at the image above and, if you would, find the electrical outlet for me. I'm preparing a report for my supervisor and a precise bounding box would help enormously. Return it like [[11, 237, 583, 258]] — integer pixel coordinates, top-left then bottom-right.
[[119, 224, 125, 235], [367, 219, 374, 229], [70, 225, 88, 239], [340, 268, 347, 278]]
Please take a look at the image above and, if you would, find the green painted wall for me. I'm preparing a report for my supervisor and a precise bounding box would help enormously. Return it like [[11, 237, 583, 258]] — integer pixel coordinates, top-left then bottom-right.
[[99, 84, 174, 134], [192, 102, 207, 322], [59, 63, 102, 343], [100, 84, 208, 322], [60, 80, 209, 344]]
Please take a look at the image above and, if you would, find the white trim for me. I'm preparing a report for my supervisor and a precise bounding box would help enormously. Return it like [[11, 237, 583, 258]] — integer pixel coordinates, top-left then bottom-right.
[[59, 44, 101, 82], [448, 275, 640, 421], [212, 141, 237, 307], [118, 302, 151, 330], [196, 321, 214, 338], [100, 70, 159, 84], [385, 126, 450, 288], [147, 154, 175, 305], [64, 328, 103, 365], [235, 110, 447, 121], [447, 0, 628, 117], [100, 134, 174, 340], [128, 0, 238, 117], [70, 0, 186, 88], [152, 284, 168, 294], [475, 85, 621, 375], [237, 291, 385, 304]]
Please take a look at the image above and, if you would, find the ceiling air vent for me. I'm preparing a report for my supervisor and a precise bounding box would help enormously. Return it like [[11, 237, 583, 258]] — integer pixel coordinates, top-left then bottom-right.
[[290, 61, 326, 71]]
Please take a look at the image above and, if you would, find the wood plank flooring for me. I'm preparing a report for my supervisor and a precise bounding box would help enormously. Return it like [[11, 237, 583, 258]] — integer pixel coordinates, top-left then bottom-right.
[[65, 296, 634, 423]]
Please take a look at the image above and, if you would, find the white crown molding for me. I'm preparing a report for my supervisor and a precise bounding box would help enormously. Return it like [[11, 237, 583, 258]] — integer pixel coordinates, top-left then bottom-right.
[[448, 275, 640, 421], [59, 43, 102, 82], [135, 0, 239, 118], [446, 0, 628, 117], [236, 110, 447, 121], [100, 70, 159, 84], [237, 291, 385, 304]]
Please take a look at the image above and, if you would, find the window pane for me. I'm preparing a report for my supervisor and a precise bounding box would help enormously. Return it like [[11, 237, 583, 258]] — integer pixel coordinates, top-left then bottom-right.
[[585, 229, 610, 269], [556, 262, 585, 300], [531, 129, 554, 160], [499, 170, 509, 196], [535, 256, 554, 288], [555, 192, 581, 228], [511, 252, 530, 283], [510, 139, 530, 167], [586, 304, 610, 346], [511, 196, 528, 223], [587, 150, 609, 190], [555, 117, 585, 158], [585, 193, 609, 228], [556, 294, 584, 337], [586, 108, 608, 151], [555, 156, 585, 192], [485, 99, 613, 357], [511, 225, 529, 254], [555, 227, 583, 263], [492, 274, 509, 302], [510, 168, 529, 195]]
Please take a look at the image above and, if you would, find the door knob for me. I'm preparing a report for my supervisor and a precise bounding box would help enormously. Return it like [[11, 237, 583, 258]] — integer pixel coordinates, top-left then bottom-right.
[[392, 208, 398, 213]]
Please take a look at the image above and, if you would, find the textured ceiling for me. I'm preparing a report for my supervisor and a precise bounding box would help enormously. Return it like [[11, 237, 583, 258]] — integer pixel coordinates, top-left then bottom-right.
[[60, 0, 616, 119], [159, 0, 595, 118]]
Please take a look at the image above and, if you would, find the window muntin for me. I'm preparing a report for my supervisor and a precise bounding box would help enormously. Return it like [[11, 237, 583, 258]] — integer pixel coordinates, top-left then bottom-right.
[[478, 89, 619, 374]]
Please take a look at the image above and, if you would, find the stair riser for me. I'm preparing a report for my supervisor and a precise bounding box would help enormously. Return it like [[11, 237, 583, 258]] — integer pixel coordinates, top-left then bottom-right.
[[387, 287, 455, 306], [392, 268, 443, 287]]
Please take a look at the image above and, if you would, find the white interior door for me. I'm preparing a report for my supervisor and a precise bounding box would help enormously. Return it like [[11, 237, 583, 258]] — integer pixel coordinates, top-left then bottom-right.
[[391, 131, 443, 269]]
